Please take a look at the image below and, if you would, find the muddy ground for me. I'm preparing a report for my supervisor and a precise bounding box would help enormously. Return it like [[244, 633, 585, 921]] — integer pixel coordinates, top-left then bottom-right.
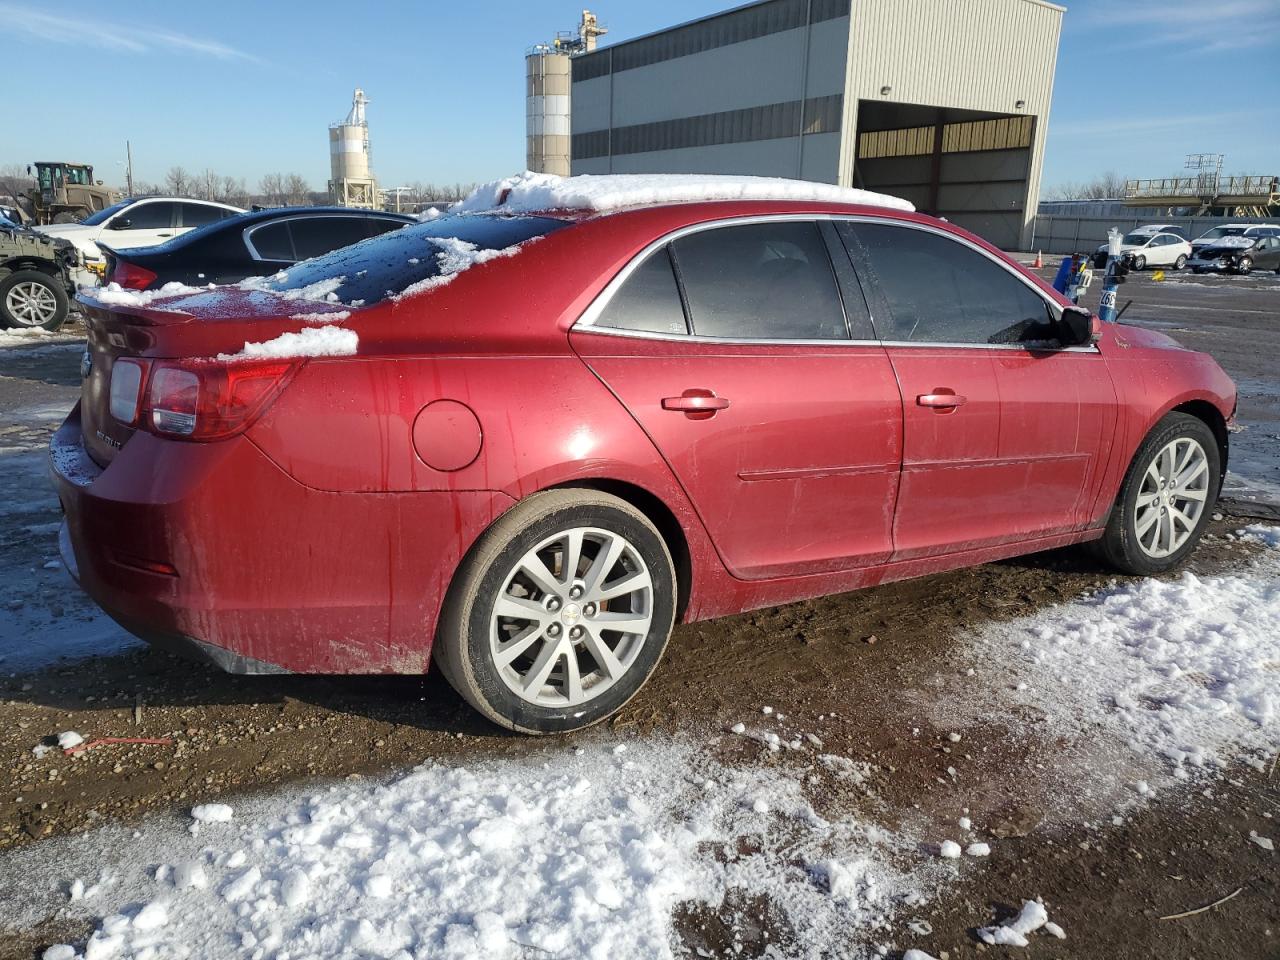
[[1, 270, 1278, 959]]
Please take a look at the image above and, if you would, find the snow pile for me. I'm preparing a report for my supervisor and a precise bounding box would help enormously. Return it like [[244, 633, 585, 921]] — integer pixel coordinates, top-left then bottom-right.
[[1207, 236, 1257, 249], [236, 274, 346, 304], [977, 899, 1065, 946], [89, 281, 206, 309], [190, 804, 233, 824], [951, 528, 1280, 789], [217, 326, 357, 361], [56, 732, 83, 751], [393, 237, 524, 301], [28, 741, 930, 960], [291, 310, 351, 324], [451, 171, 915, 216]]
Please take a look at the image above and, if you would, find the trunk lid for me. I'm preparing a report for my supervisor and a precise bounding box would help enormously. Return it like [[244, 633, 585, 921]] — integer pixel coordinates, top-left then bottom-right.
[[77, 287, 350, 466]]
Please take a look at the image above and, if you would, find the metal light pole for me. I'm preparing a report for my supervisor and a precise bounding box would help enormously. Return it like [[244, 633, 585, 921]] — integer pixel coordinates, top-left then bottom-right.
[[125, 140, 134, 197]]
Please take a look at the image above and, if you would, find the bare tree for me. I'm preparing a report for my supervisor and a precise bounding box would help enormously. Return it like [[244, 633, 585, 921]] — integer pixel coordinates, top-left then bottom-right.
[[258, 173, 286, 207], [0, 163, 34, 201], [220, 176, 250, 208], [284, 174, 310, 206], [164, 166, 193, 197], [1044, 171, 1128, 201]]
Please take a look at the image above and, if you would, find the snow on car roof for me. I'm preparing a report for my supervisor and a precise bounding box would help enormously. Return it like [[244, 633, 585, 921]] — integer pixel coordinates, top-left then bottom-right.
[[450, 171, 916, 217]]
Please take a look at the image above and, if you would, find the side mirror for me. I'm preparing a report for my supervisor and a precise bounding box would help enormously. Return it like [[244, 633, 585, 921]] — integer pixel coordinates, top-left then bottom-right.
[[1060, 306, 1101, 346], [108, 218, 131, 230]]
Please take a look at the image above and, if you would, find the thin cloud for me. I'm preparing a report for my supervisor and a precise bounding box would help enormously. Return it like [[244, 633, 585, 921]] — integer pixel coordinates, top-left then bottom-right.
[[1050, 109, 1276, 139], [0, 4, 259, 61], [1079, 0, 1280, 52]]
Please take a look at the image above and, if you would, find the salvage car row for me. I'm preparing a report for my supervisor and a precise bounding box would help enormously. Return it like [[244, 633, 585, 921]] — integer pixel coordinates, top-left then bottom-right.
[[1, 196, 417, 330], [1091, 221, 1280, 274]]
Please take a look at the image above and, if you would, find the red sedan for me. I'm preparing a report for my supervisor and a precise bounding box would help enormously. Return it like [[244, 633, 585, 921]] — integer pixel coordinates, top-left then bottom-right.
[[52, 178, 1236, 733]]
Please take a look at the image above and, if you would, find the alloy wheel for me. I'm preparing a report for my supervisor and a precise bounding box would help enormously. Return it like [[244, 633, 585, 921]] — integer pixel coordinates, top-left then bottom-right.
[[1133, 437, 1209, 558], [4, 280, 59, 327], [489, 526, 654, 707]]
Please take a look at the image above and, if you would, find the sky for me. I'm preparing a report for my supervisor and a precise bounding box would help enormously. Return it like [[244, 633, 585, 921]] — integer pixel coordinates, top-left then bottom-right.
[[3, 0, 1277, 197]]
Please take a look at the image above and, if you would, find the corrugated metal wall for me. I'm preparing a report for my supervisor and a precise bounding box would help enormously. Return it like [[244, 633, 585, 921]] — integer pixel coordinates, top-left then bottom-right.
[[841, 0, 1063, 247]]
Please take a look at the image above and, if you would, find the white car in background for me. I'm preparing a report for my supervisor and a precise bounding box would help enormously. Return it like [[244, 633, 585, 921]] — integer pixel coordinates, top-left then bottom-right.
[[1190, 223, 1280, 256], [1093, 229, 1192, 271], [35, 197, 243, 284]]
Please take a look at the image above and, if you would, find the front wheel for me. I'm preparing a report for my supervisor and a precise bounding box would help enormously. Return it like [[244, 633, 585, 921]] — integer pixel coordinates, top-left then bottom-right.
[[434, 489, 677, 734], [1235, 256, 1253, 275], [0, 269, 69, 330], [1131, 254, 1146, 270], [1173, 254, 1187, 270], [1096, 412, 1220, 575]]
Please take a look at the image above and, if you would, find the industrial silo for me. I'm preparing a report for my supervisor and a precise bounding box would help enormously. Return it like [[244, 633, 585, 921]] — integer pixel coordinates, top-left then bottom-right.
[[328, 88, 379, 209], [526, 11, 606, 176], [526, 50, 572, 176]]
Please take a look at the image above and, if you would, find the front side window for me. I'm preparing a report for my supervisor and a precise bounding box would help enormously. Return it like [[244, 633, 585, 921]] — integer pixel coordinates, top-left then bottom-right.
[[842, 221, 1057, 346], [118, 202, 173, 230], [671, 221, 848, 340], [595, 247, 687, 335]]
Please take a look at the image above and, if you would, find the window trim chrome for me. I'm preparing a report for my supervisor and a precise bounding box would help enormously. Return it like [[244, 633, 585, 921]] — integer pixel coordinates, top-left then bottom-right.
[[573, 212, 1100, 355]]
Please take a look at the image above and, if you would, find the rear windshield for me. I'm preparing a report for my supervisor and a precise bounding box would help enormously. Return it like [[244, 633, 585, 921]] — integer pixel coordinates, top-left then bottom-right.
[[257, 214, 568, 306]]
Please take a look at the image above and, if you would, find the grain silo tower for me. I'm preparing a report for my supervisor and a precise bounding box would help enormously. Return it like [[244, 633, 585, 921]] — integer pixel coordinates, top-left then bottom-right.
[[328, 88, 379, 209], [526, 11, 606, 176]]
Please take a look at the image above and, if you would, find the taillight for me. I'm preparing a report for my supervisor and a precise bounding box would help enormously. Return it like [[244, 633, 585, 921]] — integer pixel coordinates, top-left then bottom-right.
[[145, 359, 299, 441], [109, 358, 149, 425], [108, 259, 158, 291], [149, 366, 200, 436]]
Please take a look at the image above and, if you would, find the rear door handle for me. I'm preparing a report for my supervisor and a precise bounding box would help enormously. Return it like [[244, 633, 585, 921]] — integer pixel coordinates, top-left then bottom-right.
[[662, 389, 730, 419], [917, 391, 967, 408]]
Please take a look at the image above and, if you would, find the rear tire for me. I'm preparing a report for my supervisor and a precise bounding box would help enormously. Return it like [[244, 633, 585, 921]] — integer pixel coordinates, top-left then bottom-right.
[[0, 269, 68, 330], [1096, 413, 1220, 576], [434, 489, 677, 734]]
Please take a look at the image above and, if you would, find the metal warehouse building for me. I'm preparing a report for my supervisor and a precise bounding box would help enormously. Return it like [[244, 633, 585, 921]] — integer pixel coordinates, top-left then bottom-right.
[[569, 0, 1063, 249]]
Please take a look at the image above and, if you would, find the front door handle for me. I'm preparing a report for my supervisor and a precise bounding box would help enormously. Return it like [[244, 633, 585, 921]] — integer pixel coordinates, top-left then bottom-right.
[[662, 389, 730, 420], [917, 391, 967, 409]]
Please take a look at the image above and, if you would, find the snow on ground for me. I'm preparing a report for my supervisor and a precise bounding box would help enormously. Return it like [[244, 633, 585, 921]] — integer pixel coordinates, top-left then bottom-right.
[[0, 395, 139, 671], [450, 171, 916, 216], [5, 739, 942, 960], [217, 326, 358, 361], [0, 327, 82, 350], [933, 528, 1280, 810]]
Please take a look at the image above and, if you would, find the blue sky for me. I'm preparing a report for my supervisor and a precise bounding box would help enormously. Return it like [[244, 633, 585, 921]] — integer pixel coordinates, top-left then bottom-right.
[[3, 0, 1277, 196]]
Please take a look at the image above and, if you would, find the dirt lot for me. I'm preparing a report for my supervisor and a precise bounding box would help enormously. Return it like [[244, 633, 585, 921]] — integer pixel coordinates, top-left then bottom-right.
[[1, 270, 1278, 959]]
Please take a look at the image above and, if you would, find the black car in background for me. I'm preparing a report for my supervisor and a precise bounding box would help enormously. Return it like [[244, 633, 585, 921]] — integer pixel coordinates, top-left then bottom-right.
[[1189, 234, 1280, 275], [100, 207, 417, 291]]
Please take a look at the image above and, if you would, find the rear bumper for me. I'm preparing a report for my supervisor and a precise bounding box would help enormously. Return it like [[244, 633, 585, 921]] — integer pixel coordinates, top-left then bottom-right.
[[50, 403, 514, 674]]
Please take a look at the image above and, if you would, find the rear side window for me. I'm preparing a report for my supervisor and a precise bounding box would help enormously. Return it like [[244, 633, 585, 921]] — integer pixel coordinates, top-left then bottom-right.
[[179, 203, 226, 228], [261, 214, 568, 306], [290, 217, 371, 261], [842, 222, 1056, 345], [671, 221, 848, 340], [248, 221, 295, 261], [595, 248, 687, 336]]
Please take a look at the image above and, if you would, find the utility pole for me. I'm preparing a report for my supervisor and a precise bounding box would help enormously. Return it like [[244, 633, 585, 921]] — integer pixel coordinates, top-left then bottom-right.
[[125, 140, 134, 196]]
